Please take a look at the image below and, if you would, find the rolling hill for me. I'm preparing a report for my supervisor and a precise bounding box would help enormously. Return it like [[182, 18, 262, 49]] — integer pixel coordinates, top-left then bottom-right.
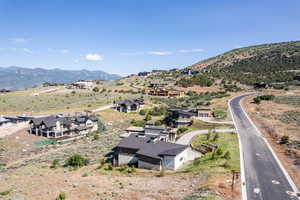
[[186, 41, 300, 86], [0, 66, 121, 90], [190, 40, 300, 72]]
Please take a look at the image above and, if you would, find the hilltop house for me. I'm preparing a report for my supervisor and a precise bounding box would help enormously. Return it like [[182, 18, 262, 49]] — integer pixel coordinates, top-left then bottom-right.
[[114, 98, 144, 113], [121, 121, 176, 142], [166, 108, 213, 128], [148, 88, 184, 97], [29, 115, 98, 139], [115, 133, 188, 170]]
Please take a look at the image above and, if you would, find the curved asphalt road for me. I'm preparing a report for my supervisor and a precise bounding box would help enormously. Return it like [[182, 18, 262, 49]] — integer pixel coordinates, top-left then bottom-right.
[[230, 94, 299, 200]]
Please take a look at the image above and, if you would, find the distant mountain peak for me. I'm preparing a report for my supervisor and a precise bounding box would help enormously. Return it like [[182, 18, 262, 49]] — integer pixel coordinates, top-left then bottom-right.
[[0, 66, 121, 90]]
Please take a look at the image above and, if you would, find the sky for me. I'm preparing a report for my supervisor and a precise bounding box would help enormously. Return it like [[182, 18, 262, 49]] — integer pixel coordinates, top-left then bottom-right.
[[0, 0, 299, 76]]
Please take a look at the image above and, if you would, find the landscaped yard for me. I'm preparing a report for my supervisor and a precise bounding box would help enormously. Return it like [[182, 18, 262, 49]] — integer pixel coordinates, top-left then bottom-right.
[[189, 120, 234, 131], [182, 132, 240, 174]]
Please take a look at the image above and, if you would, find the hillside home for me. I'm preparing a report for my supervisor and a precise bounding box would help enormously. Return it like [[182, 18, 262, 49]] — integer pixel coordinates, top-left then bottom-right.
[[115, 133, 188, 170], [181, 70, 199, 75], [148, 88, 184, 97], [138, 72, 150, 76], [114, 98, 144, 113], [198, 108, 212, 118], [165, 108, 198, 127], [0, 89, 11, 93], [29, 115, 98, 139]]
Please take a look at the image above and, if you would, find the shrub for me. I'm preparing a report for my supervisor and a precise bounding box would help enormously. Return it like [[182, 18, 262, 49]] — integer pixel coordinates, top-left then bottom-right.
[[213, 132, 219, 141], [145, 114, 152, 121], [280, 136, 289, 144], [212, 109, 227, 119], [131, 119, 146, 127], [223, 151, 231, 160], [92, 87, 99, 92], [56, 192, 66, 200], [177, 127, 188, 134], [216, 148, 223, 156], [139, 109, 147, 115], [65, 154, 89, 168], [154, 120, 163, 126], [253, 97, 261, 104], [0, 190, 10, 196], [51, 159, 59, 169], [71, 91, 76, 95]]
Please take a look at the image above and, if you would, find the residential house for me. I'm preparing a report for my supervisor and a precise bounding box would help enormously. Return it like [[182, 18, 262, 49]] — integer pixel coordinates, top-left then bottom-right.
[[114, 98, 143, 113], [138, 72, 150, 76], [29, 115, 98, 139], [198, 108, 212, 118], [181, 70, 200, 75], [115, 133, 188, 170], [0, 89, 11, 93], [148, 88, 184, 97], [165, 108, 197, 128]]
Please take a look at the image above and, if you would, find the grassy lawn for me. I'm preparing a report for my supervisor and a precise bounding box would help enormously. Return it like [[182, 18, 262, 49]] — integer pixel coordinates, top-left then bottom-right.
[[0, 86, 142, 114], [189, 120, 234, 131], [182, 132, 240, 174]]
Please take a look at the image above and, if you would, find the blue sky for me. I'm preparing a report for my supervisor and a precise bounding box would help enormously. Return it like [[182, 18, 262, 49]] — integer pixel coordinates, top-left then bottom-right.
[[0, 0, 299, 76]]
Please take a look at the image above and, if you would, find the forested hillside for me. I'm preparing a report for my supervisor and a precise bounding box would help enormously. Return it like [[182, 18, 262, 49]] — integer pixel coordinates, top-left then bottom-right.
[[188, 41, 300, 86]]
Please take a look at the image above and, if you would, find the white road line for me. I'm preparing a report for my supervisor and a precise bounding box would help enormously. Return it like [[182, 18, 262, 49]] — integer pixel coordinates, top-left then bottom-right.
[[237, 94, 299, 196], [228, 96, 248, 200]]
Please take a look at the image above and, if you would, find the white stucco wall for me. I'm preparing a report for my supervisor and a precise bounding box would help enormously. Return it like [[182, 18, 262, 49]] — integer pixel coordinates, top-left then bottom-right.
[[118, 153, 138, 165], [138, 160, 161, 170], [162, 148, 188, 170], [173, 148, 188, 170]]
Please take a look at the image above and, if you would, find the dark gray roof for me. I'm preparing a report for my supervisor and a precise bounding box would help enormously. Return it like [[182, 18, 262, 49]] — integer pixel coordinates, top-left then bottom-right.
[[115, 99, 141, 106], [144, 125, 165, 130], [117, 133, 188, 160], [30, 116, 70, 128]]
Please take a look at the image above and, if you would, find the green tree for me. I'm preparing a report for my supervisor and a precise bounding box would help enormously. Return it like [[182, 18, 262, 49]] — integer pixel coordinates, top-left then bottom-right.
[[223, 151, 231, 160], [145, 114, 152, 121], [92, 87, 99, 92], [65, 154, 89, 168], [56, 192, 66, 200], [51, 159, 59, 169], [280, 136, 289, 144]]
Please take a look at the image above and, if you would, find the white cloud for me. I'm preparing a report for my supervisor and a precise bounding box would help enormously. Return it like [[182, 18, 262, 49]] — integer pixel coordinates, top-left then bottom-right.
[[177, 48, 204, 53], [147, 51, 172, 56], [74, 59, 79, 63], [120, 52, 144, 56], [61, 49, 70, 54], [23, 48, 33, 54], [12, 38, 30, 44], [85, 54, 103, 61]]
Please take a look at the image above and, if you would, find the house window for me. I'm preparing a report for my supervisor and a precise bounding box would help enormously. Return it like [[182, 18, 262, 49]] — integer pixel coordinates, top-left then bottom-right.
[[180, 157, 183, 162]]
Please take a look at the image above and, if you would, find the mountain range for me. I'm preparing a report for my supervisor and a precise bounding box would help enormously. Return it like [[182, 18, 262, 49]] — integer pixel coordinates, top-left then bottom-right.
[[0, 66, 121, 90]]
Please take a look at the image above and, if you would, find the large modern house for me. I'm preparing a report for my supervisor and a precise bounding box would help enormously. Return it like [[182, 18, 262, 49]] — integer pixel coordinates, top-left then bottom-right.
[[115, 133, 189, 170], [165, 108, 212, 127], [114, 98, 144, 113], [29, 115, 98, 139]]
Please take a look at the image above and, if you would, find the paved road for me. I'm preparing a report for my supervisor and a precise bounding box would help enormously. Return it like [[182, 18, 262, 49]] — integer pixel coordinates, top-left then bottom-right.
[[92, 105, 112, 112], [230, 94, 299, 200]]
